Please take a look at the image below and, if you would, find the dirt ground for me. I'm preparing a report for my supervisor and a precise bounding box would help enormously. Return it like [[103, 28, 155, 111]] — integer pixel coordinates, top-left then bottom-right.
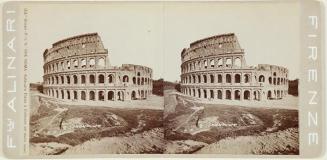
[[164, 89, 299, 154], [29, 91, 164, 155]]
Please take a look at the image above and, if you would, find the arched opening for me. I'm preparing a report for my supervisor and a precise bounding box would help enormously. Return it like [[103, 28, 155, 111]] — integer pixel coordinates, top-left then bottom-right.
[[253, 91, 258, 101], [89, 91, 95, 100], [131, 91, 136, 100], [67, 61, 71, 69], [81, 91, 86, 100], [141, 78, 144, 85], [61, 90, 64, 99], [198, 75, 201, 83], [197, 61, 201, 69], [98, 74, 104, 83], [81, 59, 86, 68], [107, 75, 113, 83], [73, 75, 78, 84], [98, 58, 105, 67], [89, 75, 95, 84], [192, 75, 196, 83], [225, 58, 232, 68], [123, 75, 129, 82], [203, 89, 207, 98], [117, 91, 124, 101], [108, 91, 114, 101], [217, 90, 222, 99], [73, 60, 78, 69], [204, 60, 208, 69], [55, 76, 59, 84], [277, 90, 280, 99], [210, 59, 215, 68], [61, 76, 64, 84], [98, 91, 104, 101], [210, 74, 214, 83], [66, 76, 70, 84], [193, 89, 196, 96], [61, 62, 64, 70], [67, 91, 70, 99], [269, 77, 272, 84], [74, 91, 78, 100], [203, 75, 207, 83], [259, 75, 265, 82], [226, 90, 231, 100], [89, 58, 95, 67], [210, 90, 214, 99], [234, 57, 241, 67], [56, 90, 59, 98], [81, 75, 86, 84], [133, 77, 136, 84], [267, 90, 272, 99], [198, 89, 201, 98], [226, 74, 231, 83], [218, 74, 222, 83], [141, 90, 145, 99], [244, 90, 250, 100], [234, 90, 241, 100], [244, 74, 250, 83], [217, 58, 223, 68], [235, 74, 241, 83]]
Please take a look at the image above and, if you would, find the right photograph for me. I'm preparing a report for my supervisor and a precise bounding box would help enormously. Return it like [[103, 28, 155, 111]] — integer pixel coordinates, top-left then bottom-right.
[[163, 2, 299, 155]]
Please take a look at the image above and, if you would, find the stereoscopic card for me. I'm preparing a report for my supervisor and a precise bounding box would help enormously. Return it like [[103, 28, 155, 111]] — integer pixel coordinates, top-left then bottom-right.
[[1, 0, 326, 159]]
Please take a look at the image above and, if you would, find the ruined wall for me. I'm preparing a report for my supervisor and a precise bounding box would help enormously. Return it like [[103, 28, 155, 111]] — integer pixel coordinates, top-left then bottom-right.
[[43, 33, 153, 102], [180, 33, 289, 101]]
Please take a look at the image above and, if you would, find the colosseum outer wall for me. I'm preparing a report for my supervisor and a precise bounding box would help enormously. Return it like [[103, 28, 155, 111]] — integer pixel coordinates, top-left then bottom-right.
[[180, 33, 289, 102], [42, 33, 153, 102]]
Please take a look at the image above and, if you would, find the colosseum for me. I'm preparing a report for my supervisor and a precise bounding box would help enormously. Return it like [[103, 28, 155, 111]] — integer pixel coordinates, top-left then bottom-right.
[[42, 33, 153, 102], [180, 33, 289, 101]]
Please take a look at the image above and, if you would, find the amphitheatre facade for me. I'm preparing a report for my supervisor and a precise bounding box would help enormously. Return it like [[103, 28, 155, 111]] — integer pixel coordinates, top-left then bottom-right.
[[180, 33, 289, 101], [42, 33, 152, 101]]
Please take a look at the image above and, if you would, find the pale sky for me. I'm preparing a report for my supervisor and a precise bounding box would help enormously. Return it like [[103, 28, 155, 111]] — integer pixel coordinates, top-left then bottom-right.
[[27, 1, 300, 83]]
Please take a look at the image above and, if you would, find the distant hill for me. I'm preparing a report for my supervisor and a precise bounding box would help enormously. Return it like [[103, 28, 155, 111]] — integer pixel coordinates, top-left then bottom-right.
[[152, 79, 164, 96], [288, 79, 298, 96], [152, 79, 181, 96]]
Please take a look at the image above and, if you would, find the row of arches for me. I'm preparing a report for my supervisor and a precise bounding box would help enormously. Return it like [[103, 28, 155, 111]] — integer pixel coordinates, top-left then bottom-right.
[[182, 73, 288, 85], [44, 56, 106, 74], [182, 56, 244, 73], [44, 89, 151, 101], [45, 74, 152, 86], [182, 73, 251, 84], [182, 87, 287, 101]]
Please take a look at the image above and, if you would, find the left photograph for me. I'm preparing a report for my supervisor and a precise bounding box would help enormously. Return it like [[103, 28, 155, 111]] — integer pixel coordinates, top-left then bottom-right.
[[28, 4, 165, 155]]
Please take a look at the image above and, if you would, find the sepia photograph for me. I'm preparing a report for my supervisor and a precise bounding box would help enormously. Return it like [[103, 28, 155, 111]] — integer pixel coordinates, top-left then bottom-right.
[[162, 2, 300, 154], [28, 3, 165, 155], [25, 1, 300, 155]]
